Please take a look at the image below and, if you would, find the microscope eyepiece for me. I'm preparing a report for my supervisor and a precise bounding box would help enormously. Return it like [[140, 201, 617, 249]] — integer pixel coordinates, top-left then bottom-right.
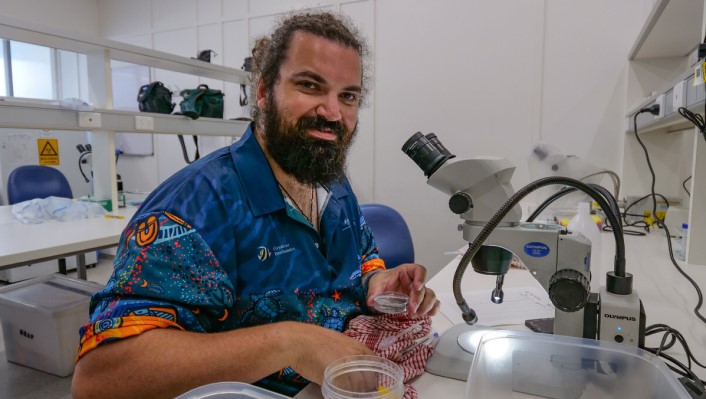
[[402, 132, 455, 177]]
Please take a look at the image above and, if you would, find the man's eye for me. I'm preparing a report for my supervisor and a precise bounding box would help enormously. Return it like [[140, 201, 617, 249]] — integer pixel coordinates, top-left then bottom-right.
[[299, 81, 318, 90], [341, 92, 358, 102]]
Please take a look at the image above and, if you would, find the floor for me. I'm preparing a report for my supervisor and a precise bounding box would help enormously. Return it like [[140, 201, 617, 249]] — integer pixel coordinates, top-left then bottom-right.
[[0, 254, 115, 399]]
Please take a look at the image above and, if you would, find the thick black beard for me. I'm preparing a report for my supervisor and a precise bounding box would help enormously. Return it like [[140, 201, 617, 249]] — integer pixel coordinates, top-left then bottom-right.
[[262, 95, 356, 186]]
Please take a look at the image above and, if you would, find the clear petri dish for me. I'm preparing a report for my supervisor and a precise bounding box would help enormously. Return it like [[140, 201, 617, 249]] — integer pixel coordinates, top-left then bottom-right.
[[322, 355, 404, 399], [373, 292, 409, 314]]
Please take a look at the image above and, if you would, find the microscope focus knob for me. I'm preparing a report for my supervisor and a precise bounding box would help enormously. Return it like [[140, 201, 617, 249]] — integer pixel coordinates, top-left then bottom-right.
[[449, 192, 473, 214], [548, 269, 589, 312]]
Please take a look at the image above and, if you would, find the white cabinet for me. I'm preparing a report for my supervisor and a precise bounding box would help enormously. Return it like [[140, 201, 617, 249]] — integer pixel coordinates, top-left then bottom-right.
[[622, 0, 706, 265], [0, 15, 250, 211]]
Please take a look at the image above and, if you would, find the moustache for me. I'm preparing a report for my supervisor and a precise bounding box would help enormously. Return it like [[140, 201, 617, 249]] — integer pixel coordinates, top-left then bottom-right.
[[296, 116, 347, 138]]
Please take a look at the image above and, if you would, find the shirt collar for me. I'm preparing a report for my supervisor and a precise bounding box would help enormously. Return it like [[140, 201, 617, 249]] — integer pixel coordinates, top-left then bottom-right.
[[231, 123, 348, 217]]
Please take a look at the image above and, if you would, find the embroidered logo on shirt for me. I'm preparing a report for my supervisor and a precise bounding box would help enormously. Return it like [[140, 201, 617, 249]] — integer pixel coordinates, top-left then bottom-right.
[[257, 244, 297, 261], [272, 244, 295, 256], [257, 246, 271, 261], [342, 218, 351, 231]]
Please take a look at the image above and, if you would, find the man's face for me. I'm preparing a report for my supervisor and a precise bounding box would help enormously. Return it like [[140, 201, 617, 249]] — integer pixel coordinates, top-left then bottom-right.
[[257, 31, 362, 186]]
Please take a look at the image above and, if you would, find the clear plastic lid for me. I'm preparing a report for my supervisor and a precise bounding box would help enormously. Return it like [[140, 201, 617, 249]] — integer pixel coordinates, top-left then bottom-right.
[[373, 292, 409, 314], [466, 330, 691, 399], [175, 382, 288, 398], [0, 273, 103, 313]]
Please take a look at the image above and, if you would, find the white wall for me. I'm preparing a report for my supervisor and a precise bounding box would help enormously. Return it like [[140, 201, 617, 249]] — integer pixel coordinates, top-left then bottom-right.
[[1, 0, 100, 36], [374, 0, 647, 274]]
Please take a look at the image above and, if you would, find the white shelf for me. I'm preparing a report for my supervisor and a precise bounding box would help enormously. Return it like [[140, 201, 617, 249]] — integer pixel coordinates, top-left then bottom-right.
[[626, 102, 703, 135], [0, 100, 248, 137], [0, 15, 249, 85], [0, 15, 251, 218], [629, 0, 704, 60], [622, 0, 706, 266]]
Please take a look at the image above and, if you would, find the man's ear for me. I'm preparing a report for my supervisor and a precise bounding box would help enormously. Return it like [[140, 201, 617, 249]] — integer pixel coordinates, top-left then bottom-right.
[[256, 79, 267, 110]]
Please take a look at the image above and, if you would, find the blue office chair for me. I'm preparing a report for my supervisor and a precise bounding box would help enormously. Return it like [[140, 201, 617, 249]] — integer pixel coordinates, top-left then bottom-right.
[[7, 165, 73, 204], [360, 203, 415, 268], [7, 165, 75, 275]]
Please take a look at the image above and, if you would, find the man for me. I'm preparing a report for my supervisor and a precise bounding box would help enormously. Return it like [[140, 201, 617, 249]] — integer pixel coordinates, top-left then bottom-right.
[[72, 11, 439, 399]]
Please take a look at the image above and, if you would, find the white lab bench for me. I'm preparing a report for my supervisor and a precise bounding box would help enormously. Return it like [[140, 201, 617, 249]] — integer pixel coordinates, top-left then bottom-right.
[[0, 205, 135, 279]]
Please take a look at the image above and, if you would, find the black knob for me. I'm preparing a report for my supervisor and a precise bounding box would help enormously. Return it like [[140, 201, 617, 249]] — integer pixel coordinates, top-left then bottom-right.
[[449, 192, 473, 214], [548, 269, 589, 312]]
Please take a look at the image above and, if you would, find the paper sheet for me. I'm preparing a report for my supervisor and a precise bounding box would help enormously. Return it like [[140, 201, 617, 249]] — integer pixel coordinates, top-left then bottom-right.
[[438, 286, 555, 326]]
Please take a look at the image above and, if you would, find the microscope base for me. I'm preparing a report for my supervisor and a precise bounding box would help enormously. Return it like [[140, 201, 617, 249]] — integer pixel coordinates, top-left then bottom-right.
[[425, 323, 500, 381]]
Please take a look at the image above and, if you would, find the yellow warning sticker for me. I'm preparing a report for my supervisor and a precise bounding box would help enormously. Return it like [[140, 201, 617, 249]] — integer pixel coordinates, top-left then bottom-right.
[[38, 138, 60, 165]]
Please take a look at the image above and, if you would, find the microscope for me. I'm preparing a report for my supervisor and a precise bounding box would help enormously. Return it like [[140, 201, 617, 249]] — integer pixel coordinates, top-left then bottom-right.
[[402, 132, 646, 381]]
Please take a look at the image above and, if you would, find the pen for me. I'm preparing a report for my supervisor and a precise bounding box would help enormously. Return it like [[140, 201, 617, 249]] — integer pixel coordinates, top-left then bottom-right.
[[104, 215, 125, 219]]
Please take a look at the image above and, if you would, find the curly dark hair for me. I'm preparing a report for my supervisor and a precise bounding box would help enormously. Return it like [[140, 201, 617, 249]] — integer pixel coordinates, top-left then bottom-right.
[[249, 11, 371, 122]]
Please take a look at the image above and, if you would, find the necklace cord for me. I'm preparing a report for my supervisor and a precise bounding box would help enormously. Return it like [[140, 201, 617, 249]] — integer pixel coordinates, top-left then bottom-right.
[[277, 182, 316, 225]]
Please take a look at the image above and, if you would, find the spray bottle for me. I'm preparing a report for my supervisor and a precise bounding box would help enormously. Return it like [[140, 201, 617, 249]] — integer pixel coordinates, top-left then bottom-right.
[[568, 202, 602, 293]]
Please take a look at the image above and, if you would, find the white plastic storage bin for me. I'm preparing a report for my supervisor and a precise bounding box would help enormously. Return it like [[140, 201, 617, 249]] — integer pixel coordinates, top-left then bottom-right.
[[175, 382, 289, 398], [466, 329, 690, 398], [0, 273, 103, 376], [0, 259, 58, 282]]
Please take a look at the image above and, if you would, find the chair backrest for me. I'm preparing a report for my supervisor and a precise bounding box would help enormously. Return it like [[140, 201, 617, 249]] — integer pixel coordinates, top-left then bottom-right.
[[360, 203, 414, 268], [7, 165, 73, 205]]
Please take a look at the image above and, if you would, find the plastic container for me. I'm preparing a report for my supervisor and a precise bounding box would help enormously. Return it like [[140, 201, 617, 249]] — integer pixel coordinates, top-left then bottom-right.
[[465, 330, 690, 398], [124, 190, 150, 208], [675, 223, 688, 261], [0, 273, 103, 376], [373, 292, 409, 314], [174, 382, 288, 398], [322, 355, 404, 399], [568, 202, 602, 292]]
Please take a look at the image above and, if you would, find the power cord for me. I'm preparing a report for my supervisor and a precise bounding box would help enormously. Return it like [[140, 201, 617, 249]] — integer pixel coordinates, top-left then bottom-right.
[[679, 106, 706, 142], [684, 176, 692, 197], [623, 192, 670, 231], [678, 60, 706, 142], [643, 323, 706, 397], [633, 105, 706, 325]]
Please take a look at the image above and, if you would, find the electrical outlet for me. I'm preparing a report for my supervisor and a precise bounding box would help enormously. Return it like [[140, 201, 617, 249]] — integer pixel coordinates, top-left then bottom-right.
[[672, 80, 686, 112], [135, 115, 154, 131], [655, 94, 665, 118], [78, 112, 102, 128]]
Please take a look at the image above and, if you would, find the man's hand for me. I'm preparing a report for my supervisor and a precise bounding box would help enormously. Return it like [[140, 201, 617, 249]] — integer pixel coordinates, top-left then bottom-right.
[[365, 264, 440, 317], [288, 322, 375, 385]]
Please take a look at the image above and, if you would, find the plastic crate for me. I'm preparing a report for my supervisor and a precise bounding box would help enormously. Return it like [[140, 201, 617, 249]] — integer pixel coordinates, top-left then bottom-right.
[[0, 273, 103, 376]]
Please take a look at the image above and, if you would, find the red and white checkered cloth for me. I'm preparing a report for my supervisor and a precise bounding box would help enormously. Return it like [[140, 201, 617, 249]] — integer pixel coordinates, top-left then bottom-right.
[[344, 314, 434, 399]]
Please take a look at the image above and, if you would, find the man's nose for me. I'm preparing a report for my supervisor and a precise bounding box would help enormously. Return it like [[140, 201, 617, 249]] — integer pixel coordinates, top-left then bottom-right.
[[316, 94, 342, 122]]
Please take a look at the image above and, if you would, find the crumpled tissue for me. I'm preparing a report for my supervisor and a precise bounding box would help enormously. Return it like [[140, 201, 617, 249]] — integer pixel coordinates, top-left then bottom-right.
[[11, 196, 107, 224]]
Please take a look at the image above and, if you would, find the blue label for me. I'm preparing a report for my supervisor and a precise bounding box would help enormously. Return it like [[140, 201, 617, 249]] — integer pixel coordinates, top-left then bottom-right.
[[524, 242, 550, 257]]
